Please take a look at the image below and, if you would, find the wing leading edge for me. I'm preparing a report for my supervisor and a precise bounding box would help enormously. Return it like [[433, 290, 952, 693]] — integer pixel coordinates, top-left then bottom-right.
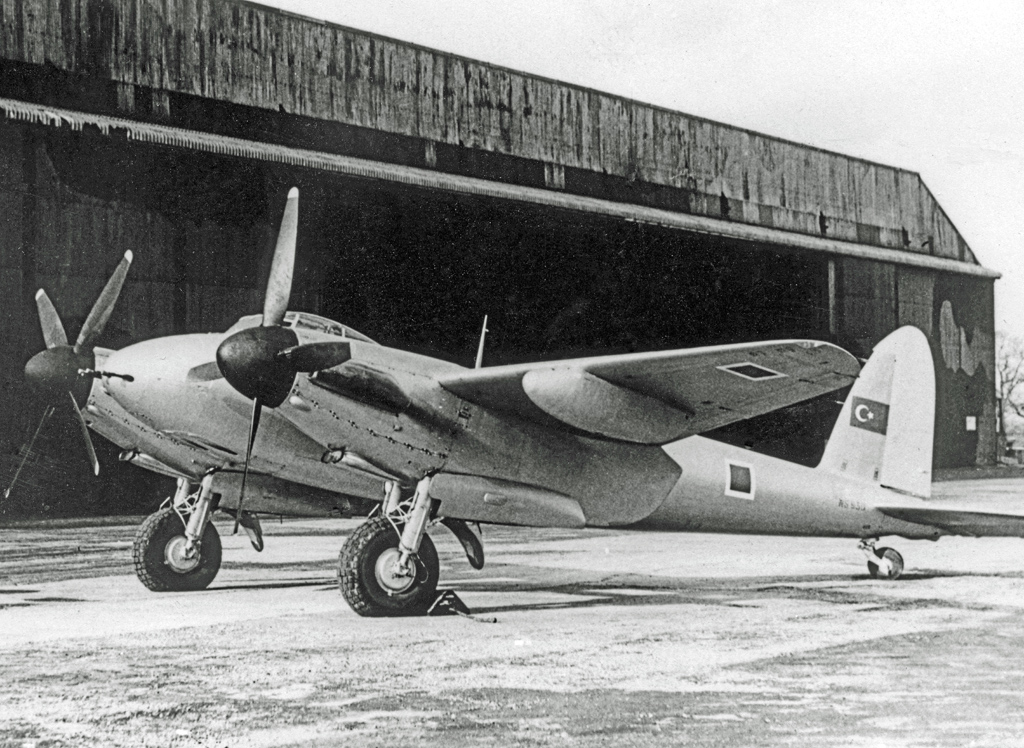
[[439, 339, 859, 444]]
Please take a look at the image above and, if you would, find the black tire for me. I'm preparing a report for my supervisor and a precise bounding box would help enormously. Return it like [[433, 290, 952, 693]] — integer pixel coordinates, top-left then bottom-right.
[[867, 547, 904, 580], [338, 516, 439, 617], [133, 507, 222, 592]]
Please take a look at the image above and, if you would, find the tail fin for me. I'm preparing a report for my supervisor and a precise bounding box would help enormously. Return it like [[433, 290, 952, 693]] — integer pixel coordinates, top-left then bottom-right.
[[819, 326, 934, 497]]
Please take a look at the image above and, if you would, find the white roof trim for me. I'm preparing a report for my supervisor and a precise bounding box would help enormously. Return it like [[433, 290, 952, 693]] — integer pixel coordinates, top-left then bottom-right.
[[0, 97, 999, 280]]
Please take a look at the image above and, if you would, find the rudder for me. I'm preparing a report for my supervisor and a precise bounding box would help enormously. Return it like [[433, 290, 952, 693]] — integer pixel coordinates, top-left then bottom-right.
[[818, 326, 934, 498]]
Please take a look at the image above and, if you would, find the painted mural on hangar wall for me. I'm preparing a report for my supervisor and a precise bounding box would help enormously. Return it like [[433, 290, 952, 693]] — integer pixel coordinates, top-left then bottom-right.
[[935, 276, 996, 468]]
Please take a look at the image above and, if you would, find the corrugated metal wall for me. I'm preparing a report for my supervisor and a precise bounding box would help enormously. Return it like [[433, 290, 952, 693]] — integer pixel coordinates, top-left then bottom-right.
[[0, 0, 977, 265]]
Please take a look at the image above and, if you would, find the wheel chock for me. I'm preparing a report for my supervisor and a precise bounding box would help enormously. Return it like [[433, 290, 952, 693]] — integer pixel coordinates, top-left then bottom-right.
[[428, 589, 471, 616]]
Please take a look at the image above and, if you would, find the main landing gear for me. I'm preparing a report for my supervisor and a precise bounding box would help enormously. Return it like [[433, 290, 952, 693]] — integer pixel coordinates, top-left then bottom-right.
[[339, 476, 438, 616], [858, 539, 905, 580], [133, 475, 222, 592], [338, 475, 485, 617]]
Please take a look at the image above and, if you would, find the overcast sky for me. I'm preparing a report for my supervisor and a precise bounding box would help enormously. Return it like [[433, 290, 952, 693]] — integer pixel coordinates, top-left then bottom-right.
[[261, 0, 1024, 338]]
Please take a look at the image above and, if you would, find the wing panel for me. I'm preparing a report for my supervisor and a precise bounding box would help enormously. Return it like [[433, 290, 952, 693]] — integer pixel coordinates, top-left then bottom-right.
[[439, 340, 859, 443], [590, 342, 855, 415]]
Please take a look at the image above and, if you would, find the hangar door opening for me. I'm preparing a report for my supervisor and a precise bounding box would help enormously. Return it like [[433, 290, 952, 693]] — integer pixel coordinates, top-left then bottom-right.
[[302, 179, 838, 465], [307, 181, 832, 365]]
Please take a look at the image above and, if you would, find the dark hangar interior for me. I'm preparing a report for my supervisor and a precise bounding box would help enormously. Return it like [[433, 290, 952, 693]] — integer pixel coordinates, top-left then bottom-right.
[[0, 0, 998, 515]]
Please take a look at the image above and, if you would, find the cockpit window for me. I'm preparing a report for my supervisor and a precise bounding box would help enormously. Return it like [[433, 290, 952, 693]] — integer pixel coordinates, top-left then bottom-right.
[[225, 312, 377, 344], [284, 312, 377, 344]]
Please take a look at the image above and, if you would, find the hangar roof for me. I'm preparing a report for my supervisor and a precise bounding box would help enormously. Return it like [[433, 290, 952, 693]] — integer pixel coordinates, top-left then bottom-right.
[[0, 0, 993, 276]]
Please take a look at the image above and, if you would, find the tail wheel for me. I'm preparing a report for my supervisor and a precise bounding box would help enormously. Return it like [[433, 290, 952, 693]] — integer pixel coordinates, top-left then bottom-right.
[[133, 507, 222, 592], [867, 547, 904, 580], [338, 516, 439, 617]]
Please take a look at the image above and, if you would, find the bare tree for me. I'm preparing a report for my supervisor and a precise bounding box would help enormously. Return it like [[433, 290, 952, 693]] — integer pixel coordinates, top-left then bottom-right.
[[997, 332, 1024, 437]]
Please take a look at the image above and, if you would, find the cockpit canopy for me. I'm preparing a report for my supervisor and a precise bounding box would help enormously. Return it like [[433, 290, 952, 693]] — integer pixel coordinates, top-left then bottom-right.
[[226, 312, 378, 344]]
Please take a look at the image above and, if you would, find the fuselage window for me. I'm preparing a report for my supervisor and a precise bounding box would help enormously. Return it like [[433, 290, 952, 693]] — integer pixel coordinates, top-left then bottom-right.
[[725, 461, 755, 499]]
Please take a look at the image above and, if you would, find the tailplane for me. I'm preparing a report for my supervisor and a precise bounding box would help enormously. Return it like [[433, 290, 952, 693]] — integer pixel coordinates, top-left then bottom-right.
[[818, 326, 934, 498]]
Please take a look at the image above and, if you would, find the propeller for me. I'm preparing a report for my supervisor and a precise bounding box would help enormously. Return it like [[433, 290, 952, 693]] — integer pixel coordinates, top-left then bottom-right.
[[263, 186, 298, 327], [23, 251, 133, 477], [216, 188, 362, 533], [215, 188, 302, 533], [3, 404, 55, 501], [235, 397, 262, 534]]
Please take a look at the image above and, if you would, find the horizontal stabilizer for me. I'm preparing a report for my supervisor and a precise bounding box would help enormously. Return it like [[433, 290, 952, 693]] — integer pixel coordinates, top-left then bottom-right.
[[877, 505, 1024, 538]]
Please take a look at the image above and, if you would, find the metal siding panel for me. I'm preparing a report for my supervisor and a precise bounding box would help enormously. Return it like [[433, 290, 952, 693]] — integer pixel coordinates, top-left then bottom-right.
[[838, 257, 896, 353], [896, 266, 934, 335], [0, 0, 987, 270]]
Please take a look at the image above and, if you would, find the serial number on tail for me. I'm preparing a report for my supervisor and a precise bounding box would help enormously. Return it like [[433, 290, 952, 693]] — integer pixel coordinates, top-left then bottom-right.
[[838, 499, 867, 512]]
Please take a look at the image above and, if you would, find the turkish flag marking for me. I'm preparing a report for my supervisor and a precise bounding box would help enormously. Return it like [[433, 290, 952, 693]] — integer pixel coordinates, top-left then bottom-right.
[[850, 397, 889, 435]]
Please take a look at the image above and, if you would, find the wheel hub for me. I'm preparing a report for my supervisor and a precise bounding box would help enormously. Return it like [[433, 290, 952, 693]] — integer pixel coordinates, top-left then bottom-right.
[[164, 535, 201, 573], [374, 547, 415, 594]]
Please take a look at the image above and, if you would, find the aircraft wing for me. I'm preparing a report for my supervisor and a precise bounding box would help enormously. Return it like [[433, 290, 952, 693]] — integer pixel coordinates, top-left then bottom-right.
[[877, 505, 1024, 538], [438, 340, 859, 444]]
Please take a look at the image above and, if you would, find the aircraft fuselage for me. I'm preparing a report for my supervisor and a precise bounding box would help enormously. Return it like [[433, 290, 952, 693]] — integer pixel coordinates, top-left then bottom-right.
[[647, 436, 943, 540], [92, 312, 944, 542]]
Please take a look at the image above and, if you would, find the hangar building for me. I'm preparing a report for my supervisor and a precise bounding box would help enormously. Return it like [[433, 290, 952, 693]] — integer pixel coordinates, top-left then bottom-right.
[[0, 0, 998, 514]]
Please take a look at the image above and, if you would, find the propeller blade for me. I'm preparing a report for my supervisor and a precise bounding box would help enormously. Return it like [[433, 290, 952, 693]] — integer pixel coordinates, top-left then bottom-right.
[[263, 188, 298, 327], [35, 290, 68, 349], [68, 391, 99, 476], [3, 405, 55, 501], [233, 397, 262, 535], [277, 341, 352, 372], [185, 361, 224, 383], [75, 250, 133, 354]]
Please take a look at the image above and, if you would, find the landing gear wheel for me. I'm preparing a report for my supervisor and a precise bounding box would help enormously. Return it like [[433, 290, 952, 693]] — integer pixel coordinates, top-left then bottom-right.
[[338, 516, 439, 617], [133, 507, 222, 592], [867, 547, 904, 580]]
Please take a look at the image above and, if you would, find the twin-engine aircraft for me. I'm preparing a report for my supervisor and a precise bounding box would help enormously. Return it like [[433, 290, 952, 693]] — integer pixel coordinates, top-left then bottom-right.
[[23, 188, 1024, 616]]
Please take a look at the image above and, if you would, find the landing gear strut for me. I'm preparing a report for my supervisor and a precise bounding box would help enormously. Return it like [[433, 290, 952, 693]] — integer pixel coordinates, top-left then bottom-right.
[[338, 476, 440, 616], [133, 475, 222, 592], [859, 539, 904, 580]]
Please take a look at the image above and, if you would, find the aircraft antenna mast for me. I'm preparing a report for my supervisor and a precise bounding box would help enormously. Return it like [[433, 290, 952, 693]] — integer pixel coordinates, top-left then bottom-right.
[[474, 315, 489, 369]]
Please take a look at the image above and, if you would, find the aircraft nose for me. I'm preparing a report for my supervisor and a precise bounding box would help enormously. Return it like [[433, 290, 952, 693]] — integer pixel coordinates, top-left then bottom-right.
[[216, 325, 299, 407], [100, 338, 225, 432], [100, 345, 145, 399], [100, 340, 188, 410]]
